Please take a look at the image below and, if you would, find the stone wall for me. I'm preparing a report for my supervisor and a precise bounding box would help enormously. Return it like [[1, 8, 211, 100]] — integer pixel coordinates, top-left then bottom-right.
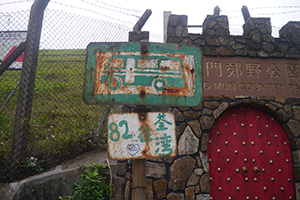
[[113, 14, 300, 200]]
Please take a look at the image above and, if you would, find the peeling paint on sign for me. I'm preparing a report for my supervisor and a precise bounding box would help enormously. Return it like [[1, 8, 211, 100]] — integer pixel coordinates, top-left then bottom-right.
[[107, 112, 176, 160], [84, 42, 203, 107]]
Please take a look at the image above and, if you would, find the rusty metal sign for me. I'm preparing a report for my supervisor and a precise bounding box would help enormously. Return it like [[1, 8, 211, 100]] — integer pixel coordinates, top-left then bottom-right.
[[203, 56, 300, 97], [83, 42, 202, 107], [107, 112, 176, 160]]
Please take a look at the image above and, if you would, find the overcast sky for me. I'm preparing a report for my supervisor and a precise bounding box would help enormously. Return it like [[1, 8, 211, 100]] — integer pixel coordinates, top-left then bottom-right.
[[1, 0, 300, 36]]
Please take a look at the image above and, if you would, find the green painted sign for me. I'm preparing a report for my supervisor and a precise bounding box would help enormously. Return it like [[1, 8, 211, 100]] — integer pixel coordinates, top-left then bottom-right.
[[83, 42, 202, 107]]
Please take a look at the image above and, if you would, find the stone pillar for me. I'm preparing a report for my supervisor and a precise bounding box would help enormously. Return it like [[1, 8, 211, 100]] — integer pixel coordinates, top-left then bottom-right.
[[167, 14, 188, 44], [279, 21, 300, 44], [202, 15, 229, 37], [242, 17, 275, 57]]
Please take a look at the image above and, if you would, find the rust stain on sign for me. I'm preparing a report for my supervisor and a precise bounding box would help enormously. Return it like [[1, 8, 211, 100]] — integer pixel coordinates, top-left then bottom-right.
[[107, 112, 176, 160]]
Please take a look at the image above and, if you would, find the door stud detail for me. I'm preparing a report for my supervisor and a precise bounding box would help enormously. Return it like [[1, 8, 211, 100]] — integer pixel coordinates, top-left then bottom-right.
[[289, 196, 293, 199], [236, 187, 240, 191], [245, 177, 249, 181], [233, 132, 237, 136], [219, 187, 222, 191], [272, 197, 276, 200], [266, 124, 269, 128], [246, 196, 250, 199], [278, 169, 282, 173], [252, 159, 256, 163], [216, 131, 220, 135], [241, 123, 245, 127], [210, 177, 212, 181], [234, 150, 238, 154], [288, 178, 291, 182], [287, 159, 290, 163], [257, 116, 260, 119], [268, 141, 271, 145], [254, 178, 258, 182], [236, 168, 240, 173], [271, 177, 275, 181], [209, 140, 212, 144], [260, 150, 263, 154], [263, 186, 267, 191], [275, 134, 278, 138], [225, 123, 228, 127], [242, 141, 246, 145], [228, 197, 232, 200], [277, 151, 280, 155], [255, 196, 258, 199], [281, 187, 284, 191], [217, 149, 221, 153], [250, 124, 253, 127], [271, 117, 274, 120], [209, 159, 212, 162], [258, 133, 262, 136], [270, 160, 273, 164], [217, 168, 221, 172], [244, 158, 247, 162], [227, 177, 231, 182], [225, 141, 229, 145], [251, 141, 255, 145], [284, 142, 288, 145], [262, 168, 265, 172], [226, 158, 230, 163], [233, 114, 236, 117]]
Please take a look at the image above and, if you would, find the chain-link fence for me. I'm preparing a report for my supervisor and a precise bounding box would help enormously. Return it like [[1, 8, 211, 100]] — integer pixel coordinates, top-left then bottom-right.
[[0, 6, 163, 182], [1, 4, 282, 183]]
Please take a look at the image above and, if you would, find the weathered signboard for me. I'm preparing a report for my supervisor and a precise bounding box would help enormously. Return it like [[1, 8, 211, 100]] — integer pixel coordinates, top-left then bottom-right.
[[107, 112, 176, 160], [203, 56, 300, 97], [84, 42, 202, 107]]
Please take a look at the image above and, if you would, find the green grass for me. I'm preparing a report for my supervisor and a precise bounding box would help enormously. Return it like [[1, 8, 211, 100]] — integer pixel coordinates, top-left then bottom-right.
[[0, 49, 115, 175]]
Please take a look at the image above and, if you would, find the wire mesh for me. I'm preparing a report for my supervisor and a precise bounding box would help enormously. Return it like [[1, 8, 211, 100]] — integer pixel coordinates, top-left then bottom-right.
[[0, 8, 163, 182]]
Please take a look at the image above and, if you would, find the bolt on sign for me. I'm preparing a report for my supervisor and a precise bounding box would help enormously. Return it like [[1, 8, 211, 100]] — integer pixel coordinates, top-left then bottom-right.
[[84, 42, 202, 107], [203, 56, 300, 97], [107, 112, 176, 160]]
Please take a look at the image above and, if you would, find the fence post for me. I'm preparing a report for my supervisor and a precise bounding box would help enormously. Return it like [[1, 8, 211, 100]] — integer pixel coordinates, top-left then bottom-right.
[[7, 0, 50, 181]]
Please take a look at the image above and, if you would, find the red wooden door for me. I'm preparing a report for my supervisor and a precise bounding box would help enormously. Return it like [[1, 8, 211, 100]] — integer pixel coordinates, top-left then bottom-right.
[[207, 105, 295, 200]]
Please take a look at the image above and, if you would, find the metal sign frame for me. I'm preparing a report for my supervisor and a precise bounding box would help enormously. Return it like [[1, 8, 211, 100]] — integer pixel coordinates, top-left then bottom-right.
[[83, 42, 202, 107]]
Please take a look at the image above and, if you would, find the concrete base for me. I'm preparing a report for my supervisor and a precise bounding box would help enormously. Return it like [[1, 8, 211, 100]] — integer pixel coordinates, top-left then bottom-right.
[[0, 149, 116, 200]]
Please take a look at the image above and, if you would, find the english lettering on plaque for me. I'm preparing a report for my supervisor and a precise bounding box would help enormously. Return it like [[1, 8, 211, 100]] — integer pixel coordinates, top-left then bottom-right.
[[288, 84, 300, 92]]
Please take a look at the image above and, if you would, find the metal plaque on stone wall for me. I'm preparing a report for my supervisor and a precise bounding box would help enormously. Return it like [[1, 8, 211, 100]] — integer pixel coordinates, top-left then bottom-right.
[[203, 56, 300, 97]]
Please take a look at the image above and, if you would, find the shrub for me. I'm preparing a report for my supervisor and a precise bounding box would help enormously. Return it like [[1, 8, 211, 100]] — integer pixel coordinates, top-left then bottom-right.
[[59, 163, 113, 200]]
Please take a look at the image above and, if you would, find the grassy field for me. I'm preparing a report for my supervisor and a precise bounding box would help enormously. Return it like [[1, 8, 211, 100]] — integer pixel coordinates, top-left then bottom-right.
[[0, 49, 116, 179]]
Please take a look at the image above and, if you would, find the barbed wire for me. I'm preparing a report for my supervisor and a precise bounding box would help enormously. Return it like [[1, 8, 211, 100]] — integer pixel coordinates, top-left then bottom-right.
[[80, 0, 140, 18], [94, 0, 142, 14], [222, 5, 300, 13], [0, 0, 33, 6], [228, 9, 300, 19], [51, 1, 135, 24]]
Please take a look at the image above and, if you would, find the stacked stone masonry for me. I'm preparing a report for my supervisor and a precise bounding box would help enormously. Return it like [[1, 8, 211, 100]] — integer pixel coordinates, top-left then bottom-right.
[[114, 13, 300, 200]]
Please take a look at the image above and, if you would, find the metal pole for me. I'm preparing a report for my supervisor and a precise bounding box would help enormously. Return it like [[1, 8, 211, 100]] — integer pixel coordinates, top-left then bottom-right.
[[132, 159, 146, 200], [7, 0, 50, 181], [163, 11, 171, 43]]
